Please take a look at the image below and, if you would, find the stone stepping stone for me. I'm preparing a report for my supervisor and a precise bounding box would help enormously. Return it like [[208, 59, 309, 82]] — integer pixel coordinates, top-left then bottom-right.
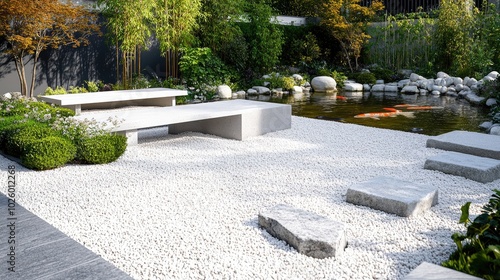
[[345, 176, 438, 217], [424, 151, 500, 183], [258, 204, 347, 259], [404, 262, 482, 279], [426, 131, 500, 160]]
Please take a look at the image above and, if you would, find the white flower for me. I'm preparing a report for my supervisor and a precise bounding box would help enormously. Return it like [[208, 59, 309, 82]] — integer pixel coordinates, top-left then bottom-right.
[[43, 114, 51, 120]]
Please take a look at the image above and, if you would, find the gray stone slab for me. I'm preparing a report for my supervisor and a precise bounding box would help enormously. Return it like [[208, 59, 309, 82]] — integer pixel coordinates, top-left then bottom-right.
[[426, 131, 500, 160], [424, 151, 500, 183], [0, 194, 132, 280], [258, 204, 347, 259], [404, 262, 482, 279], [345, 176, 438, 217]]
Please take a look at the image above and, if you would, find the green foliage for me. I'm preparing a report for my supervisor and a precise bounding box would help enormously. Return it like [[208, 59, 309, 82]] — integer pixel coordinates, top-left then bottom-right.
[[443, 189, 500, 279], [77, 134, 127, 164], [331, 70, 348, 88], [263, 73, 296, 90], [353, 72, 376, 84], [0, 116, 27, 150], [242, 0, 283, 75], [85, 81, 100, 92], [179, 47, 234, 99], [43, 86, 67, 96], [4, 122, 58, 157], [477, 79, 500, 124], [21, 136, 76, 170], [68, 86, 88, 94]]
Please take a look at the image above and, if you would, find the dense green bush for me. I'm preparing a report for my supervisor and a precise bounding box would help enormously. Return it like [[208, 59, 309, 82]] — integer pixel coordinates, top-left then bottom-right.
[[0, 116, 26, 149], [4, 122, 59, 157], [21, 136, 76, 170], [43, 86, 67, 95], [77, 134, 127, 164], [353, 72, 377, 84], [443, 189, 500, 279], [263, 73, 296, 90], [331, 70, 348, 88]]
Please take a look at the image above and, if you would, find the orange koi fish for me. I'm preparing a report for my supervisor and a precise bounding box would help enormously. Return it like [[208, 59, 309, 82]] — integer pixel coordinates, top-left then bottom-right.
[[394, 104, 417, 108], [354, 108, 415, 120], [336, 96, 347, 101]]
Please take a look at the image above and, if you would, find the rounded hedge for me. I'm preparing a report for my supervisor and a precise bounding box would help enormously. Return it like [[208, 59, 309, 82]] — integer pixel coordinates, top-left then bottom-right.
[[5, 122, 60, 157], [0, 119, 41, 153], [21, 136, 77, 170], [77, 134, 127, 164]]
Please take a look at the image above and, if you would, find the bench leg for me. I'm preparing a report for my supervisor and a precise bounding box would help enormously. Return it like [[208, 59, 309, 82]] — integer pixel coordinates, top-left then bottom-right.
[[63, 104, 81, 115], [117, 130, 138, 146]]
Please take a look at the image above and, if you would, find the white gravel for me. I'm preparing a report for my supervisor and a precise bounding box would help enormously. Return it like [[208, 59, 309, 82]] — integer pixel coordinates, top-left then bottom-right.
[[1, 116, 498, 279]]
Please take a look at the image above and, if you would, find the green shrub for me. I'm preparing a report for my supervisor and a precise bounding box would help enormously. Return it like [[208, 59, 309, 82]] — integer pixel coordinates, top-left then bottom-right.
[[442, 189, 500, 279], [44, 86, 67, 96], [5, 122, 59, 157], [68, 86, 88, 94], [355, 72, 377, 84], [21, 136, 76, 170], [331, 70, 348, 88], [77, 134, 127, 164], [85, 81, 100, 92], [0, 116, 26, 149]]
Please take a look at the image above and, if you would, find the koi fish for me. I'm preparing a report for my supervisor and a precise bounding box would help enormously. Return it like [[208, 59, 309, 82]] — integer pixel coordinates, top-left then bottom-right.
[[406, 106, 444, 110], [336, 96, 347, 101], [354, 108, 415, 120], [394, 104, 417, 108]]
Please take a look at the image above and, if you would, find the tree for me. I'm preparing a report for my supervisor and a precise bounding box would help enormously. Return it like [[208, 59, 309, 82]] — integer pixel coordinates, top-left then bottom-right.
[[243, 0, 283, 75], [0, 0, 100, 97], [153, 0, 202, 79], [320, 0, 384, 72], [97, 0, 155, 88]]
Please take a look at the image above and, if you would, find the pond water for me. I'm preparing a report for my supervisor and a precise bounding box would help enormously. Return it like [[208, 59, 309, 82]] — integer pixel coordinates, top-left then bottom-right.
[[265, 91, 491, 136]]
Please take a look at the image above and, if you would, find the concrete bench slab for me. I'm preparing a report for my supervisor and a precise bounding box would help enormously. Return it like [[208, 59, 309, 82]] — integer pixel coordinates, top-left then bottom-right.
[[426, 131, 500, 160], [258, 204, 347, 259], [424, 151, 500, 183], [74, 100, 291, 145], [39, 87, 187, 115], [346, 176, 438, 217], [404, 262, 482, 279]]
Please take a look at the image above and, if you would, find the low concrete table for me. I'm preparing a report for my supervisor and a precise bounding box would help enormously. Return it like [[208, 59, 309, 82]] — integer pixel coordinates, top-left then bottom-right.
[[404, 262, 482, 279], [74, 100, 292, 145], [346, 176, 438, 217], [39, 88, 188, 115]]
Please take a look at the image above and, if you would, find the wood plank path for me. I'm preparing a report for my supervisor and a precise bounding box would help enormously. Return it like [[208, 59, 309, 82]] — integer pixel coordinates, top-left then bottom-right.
[[0, 194, 133, 280]]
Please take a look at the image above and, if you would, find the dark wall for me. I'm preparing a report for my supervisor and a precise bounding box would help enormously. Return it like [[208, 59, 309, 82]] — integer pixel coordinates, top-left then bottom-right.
[[0, 31, 165, 96]]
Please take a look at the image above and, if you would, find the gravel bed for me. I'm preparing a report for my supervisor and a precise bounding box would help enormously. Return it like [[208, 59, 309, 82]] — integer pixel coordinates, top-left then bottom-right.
[[1, 116, 497, 279]]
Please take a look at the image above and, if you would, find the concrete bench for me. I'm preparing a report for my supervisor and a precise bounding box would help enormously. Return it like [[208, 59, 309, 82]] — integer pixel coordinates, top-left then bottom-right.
[[424, 151, 500, 183], [74, 100, 291, 145], [39, 87, 188, 115], [346, 176, 438, 217], [426, 131, 500, 160]]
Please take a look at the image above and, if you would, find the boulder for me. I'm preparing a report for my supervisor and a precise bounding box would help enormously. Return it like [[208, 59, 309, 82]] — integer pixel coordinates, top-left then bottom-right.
[[410, 73, 425, 82], [465, 93, 486, 105], [363, 84, 372, 91], [217, 85, 232, 99], [252, 86, 271, 95], [371, 84, 385, 92], [486, 98, 498, 107], [437, 71, 449, 78], [397, 79, 410, 88], [376, 79, 384, 84], [455, 84, 465, 92], [401, 85, 419, 94], [385, 85, 399, 92], [343, 82, 363, 91], [292, 86, 303, 93], [431, 90, 441, 95], [398, 69, 413, 78], [311, 76, 337, 92], [479, 121, 493, 131], [293, 74, 304, 81], [453, 77, 463, 86], [487, 71, 499, 79], [234, 90, 246, 99], [490, 125, 500, 136], [444, 77, 454, 87], [258, 204, 347, 259], [247, 88, 258, 96], [482, 75, 496, 83], [466, 77, 478, 87], [419, 89, 428, 95]]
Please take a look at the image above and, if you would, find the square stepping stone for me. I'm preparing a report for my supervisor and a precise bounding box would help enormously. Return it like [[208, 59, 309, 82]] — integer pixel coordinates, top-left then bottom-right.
[[346, 176, 438, 217], [258, 204, 347, 259], [426, 131, 500, 160], [424, 151, 500, 183], [404, 262, 482, 279]]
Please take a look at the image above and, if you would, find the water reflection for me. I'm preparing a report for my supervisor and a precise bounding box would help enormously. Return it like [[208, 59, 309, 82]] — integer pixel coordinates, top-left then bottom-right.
[[268, 91, 490, 136]]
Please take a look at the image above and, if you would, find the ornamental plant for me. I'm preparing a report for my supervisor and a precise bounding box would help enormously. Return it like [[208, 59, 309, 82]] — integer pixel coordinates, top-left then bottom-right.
[[442, 189, 500, 279]]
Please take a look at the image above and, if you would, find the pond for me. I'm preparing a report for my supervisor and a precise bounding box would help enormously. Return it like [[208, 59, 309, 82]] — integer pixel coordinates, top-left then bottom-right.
[[264, 91, 491, 136]]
